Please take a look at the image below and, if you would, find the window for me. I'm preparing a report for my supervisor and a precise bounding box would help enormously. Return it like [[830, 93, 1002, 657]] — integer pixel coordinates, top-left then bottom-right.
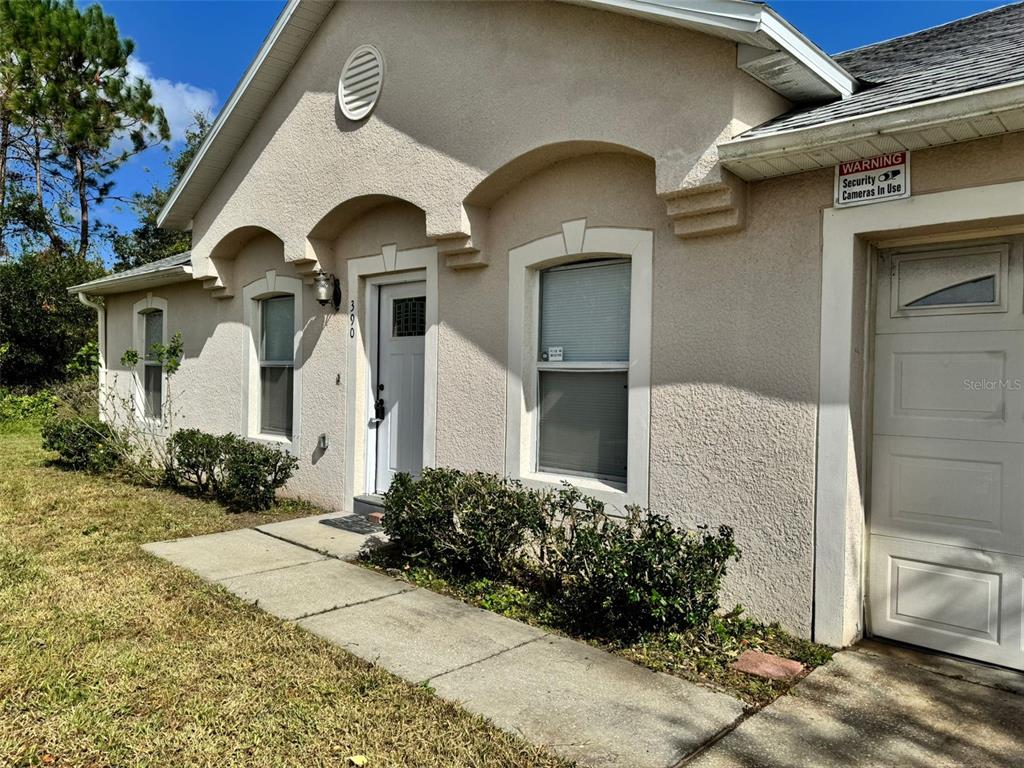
[[259, 295, 294, 437], [905, 275, 996, 307], [142, 310, 163, 419], [393, 296, 426, 337], [537, 260, 630, 482], [505, 221, 651, 509]]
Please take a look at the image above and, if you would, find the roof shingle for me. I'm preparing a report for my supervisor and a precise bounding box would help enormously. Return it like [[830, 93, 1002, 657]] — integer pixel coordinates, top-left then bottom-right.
[[742, 2, 1024, 138]]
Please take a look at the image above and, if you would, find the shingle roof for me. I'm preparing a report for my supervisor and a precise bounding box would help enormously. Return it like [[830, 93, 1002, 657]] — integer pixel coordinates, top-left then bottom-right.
[[741, 1, 1024, 138], [112, 251, 192, 277]]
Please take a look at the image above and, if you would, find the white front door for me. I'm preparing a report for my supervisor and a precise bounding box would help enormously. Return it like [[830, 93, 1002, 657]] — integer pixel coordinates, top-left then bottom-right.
[[868, 240, 1024, 670], [373, 281, 426, 493]]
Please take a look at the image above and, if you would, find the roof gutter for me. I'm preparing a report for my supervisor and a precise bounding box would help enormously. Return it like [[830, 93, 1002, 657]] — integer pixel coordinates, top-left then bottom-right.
[[68, 262, 194, 296], [720, 79, 1024, 177], [76, 292, 107, 377]]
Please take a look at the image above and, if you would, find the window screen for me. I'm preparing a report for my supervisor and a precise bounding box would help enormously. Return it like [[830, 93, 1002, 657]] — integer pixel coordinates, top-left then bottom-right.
[[261, 296, 294, 362], [539, 370, 627, 480], [259, 295, 294, 436], [540, 260, 630, 362], [142, 310, 163, 419], [536, 260, 630, 482]]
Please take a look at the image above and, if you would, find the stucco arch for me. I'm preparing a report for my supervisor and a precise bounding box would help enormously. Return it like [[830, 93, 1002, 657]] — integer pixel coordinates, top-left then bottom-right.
[[194, 225, 286, 297], [466, 141, 652, 208], [208, 224, 284, 261], [306, 194, 430, 269]]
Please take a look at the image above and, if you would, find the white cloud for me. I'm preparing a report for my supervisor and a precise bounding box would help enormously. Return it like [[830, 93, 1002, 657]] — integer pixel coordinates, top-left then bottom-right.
[[127, 57, 217, 144]]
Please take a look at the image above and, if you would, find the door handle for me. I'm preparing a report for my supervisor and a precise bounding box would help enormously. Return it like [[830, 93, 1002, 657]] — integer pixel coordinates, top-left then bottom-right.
[[374, 398, 385, 422]]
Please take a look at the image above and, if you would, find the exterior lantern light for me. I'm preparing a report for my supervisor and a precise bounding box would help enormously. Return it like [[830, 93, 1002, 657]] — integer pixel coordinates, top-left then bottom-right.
[[315, 269, 342, 312]]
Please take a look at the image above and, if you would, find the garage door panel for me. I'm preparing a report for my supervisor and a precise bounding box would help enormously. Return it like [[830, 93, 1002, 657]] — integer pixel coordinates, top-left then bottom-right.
[[872, 436, 1024, 555], [874, 331, 1024, 442], [871, 241, 1024, 671], [868, 536, 1023, 669]]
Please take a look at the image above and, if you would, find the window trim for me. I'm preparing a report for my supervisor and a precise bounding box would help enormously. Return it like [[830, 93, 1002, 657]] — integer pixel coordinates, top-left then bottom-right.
[[505, 220, 652, 511], [131, 295, 168, 426], [242, 270, 303, 451]]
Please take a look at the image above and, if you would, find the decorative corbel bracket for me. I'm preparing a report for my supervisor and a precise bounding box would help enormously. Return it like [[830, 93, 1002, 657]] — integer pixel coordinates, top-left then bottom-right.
[[663, 169, 747, 239]]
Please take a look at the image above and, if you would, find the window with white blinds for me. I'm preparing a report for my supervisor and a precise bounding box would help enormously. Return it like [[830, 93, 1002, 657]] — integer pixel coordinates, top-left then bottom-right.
[[142, 310, 163, 419], [260, 295, 294, 437], [538, 260, 630, 481]]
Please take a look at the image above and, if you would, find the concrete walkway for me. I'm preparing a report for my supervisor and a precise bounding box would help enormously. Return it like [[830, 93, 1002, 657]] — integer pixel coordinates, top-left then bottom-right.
[[144, 513, 1024, 768], [143, 514, 745, 768], [691, 641, 1024, 768]]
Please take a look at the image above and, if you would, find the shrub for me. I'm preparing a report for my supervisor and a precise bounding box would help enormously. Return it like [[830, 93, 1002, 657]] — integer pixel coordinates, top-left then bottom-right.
[[382, 469, 741, 639], [553, 507, 739, 639], [40, 415, 118, 472], [166, 428, 224, 494], [383, 468, 542, 576], [217, 434, 297, 512], [165, 429, 298, 512], [0, 389, 57, 424]]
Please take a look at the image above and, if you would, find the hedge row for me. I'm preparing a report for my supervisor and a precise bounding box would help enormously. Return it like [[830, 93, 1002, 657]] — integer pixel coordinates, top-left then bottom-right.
[[382, 468, 739, 640]]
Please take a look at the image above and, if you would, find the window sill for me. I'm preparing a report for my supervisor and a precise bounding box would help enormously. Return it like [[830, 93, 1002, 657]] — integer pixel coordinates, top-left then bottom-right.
[[249, 433, 298, 455], [518, 470, 631, 511]]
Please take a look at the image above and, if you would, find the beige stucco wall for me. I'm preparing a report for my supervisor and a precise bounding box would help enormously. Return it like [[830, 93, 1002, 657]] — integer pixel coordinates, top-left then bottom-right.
[[95, 0, 1024, 639], [186, 0, 787, 278]]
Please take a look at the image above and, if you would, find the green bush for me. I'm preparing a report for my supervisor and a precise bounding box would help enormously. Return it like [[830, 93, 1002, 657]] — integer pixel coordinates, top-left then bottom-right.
[[40, 415, 117, 472], [166, 429, 298, 512], [218, 435, 298, 512], [166, 428, 223, 494], [552, 507, 739, 639], [383, 468, 542, 576], [382, 469, 741, 639], [0, 389, 57, 423]]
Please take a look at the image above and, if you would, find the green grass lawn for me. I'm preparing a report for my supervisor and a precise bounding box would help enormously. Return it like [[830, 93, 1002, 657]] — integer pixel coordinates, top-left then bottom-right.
[[0, 425, 570, 768]]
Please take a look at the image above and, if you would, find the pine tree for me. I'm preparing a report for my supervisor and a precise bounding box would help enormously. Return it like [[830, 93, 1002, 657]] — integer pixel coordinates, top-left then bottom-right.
[[112, 112, 211, 272], [1, 0, 169, 260]]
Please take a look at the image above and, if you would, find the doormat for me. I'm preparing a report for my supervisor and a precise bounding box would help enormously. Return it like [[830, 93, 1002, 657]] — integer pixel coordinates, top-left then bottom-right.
[[320, 515, 381, 535]]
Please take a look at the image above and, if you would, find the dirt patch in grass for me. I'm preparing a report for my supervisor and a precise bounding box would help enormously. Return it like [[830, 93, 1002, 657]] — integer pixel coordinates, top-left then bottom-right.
[[362, 552, 833, 708], [0, 429, 570, 767]]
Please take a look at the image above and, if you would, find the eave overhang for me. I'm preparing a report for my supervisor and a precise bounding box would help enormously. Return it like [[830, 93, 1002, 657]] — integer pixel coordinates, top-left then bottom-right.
[[157, 0, 856, 233], [719, 80, 1024, 181], [68, 263, 194, 297]]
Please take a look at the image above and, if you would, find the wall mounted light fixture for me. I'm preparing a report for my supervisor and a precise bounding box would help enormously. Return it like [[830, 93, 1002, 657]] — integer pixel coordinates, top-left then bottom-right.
[[315, 269, 342, 312]]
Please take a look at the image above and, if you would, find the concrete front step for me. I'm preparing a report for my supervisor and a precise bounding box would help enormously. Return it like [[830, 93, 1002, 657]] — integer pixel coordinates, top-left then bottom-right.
[[144, 518, 746, 768]]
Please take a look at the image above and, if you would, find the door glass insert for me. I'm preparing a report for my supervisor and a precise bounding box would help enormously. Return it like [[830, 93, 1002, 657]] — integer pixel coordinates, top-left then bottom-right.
[[392, 296, 426, 337], [905, 275, 996, 307]]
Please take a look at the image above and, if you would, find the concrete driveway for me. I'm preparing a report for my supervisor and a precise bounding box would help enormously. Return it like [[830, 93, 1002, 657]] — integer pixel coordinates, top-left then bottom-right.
[[690, 641, 1024, 768]]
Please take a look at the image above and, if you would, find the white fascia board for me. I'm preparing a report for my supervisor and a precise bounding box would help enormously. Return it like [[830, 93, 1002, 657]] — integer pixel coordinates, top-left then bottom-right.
[[578, 0, 855, 99], [574, 0, 763, 35], [156, 0, 305, 230], [720, 79, 1024, 168], [68, 265, 194, 296], [757, 8, 857, 98]]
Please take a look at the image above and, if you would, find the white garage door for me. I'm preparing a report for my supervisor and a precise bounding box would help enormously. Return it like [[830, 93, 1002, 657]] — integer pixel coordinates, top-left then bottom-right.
[[869, 239, 1024, 670]]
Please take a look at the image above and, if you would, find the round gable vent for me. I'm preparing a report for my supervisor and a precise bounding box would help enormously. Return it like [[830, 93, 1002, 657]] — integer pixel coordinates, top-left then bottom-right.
[[338, 44, 384, 121]]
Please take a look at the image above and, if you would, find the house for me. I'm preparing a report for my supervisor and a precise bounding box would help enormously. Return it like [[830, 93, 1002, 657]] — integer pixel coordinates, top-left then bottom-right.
[[71, 0, 1024, 667]]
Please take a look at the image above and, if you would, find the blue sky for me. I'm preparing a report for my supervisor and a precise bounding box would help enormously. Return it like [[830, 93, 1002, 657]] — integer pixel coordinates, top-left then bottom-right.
[[95, 0, 1011, 263]]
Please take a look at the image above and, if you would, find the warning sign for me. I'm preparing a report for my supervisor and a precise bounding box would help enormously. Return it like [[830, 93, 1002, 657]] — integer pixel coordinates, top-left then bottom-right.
[[834, 151, 910, 208]]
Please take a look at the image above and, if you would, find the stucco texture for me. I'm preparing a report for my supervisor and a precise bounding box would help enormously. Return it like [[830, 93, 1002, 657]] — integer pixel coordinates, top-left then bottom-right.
[[186, 0, 787, 281], [94, 0, 1024, 639]]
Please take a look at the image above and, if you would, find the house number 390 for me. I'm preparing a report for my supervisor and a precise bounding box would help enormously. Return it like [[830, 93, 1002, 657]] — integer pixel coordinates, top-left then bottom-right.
[[349, 300, 356, 338]]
